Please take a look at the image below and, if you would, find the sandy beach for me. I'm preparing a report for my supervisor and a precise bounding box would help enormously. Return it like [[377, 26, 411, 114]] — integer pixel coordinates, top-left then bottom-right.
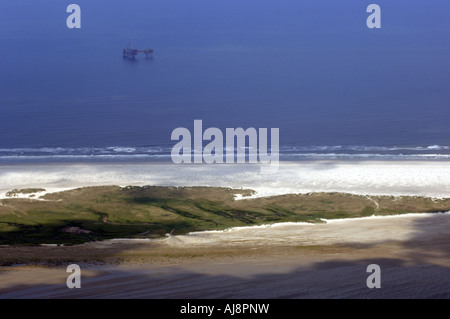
[[1, 211, 449, 298], [3, 0, 450, 303], [1, 160, 450, 199], [0, 160, 449, 298]]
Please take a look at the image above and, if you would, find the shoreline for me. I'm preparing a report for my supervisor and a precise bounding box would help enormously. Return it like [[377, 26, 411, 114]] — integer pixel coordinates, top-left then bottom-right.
[[1, 160, 449, 298], [1, 159, 450, 199], [0, 210, 444, 248], [1, 210, 449, 263], [1, 210, 449, 298]]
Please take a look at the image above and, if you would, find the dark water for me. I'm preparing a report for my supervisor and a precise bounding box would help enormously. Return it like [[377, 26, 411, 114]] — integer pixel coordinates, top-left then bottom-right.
[[0, 0, 449, 161]]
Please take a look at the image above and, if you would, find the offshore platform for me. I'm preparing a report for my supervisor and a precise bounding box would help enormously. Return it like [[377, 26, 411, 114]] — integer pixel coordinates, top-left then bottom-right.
[[123, 39, 154, 59]]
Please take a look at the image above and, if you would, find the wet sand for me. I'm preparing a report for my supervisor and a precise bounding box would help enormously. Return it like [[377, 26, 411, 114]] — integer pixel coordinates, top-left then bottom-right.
[[1, 212, 449, 298]]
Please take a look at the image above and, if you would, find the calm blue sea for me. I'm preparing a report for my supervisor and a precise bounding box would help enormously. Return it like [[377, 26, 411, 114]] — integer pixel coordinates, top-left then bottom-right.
[[0, 0, 449, 162]]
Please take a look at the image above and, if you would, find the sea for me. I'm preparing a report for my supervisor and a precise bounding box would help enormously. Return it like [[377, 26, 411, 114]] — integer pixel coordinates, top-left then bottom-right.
[[0, 0, 449, 163]]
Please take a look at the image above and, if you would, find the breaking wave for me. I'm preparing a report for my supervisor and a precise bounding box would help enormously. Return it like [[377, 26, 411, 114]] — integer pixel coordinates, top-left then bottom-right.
[[0, 144, 449, 163]]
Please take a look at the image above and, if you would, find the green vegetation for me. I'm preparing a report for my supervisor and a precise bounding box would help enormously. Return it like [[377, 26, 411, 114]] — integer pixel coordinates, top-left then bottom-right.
[[5, 188, 46, 197], [0, 186, 449, 245]]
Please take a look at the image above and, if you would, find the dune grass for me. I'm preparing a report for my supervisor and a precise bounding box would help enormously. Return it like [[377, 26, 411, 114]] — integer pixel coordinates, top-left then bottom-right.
[[0, 186, 449, 245]]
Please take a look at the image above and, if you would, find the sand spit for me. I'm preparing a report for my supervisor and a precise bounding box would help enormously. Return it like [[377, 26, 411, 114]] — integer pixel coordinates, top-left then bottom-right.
[[0, 211, 449, 298]]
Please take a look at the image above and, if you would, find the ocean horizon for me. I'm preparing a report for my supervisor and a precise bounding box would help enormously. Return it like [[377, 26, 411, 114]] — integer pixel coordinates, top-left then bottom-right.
[[1, 0, 449, 162]]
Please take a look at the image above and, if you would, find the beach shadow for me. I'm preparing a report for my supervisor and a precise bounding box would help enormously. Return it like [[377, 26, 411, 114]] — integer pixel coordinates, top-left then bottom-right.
[[1, 210, 449, 299], [1, 255, 449, 299], [400, 212, 450, 262]]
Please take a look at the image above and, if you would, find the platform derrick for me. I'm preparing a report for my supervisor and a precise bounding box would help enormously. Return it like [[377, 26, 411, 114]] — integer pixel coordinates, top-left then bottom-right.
[[123, 39, 154, 59]]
